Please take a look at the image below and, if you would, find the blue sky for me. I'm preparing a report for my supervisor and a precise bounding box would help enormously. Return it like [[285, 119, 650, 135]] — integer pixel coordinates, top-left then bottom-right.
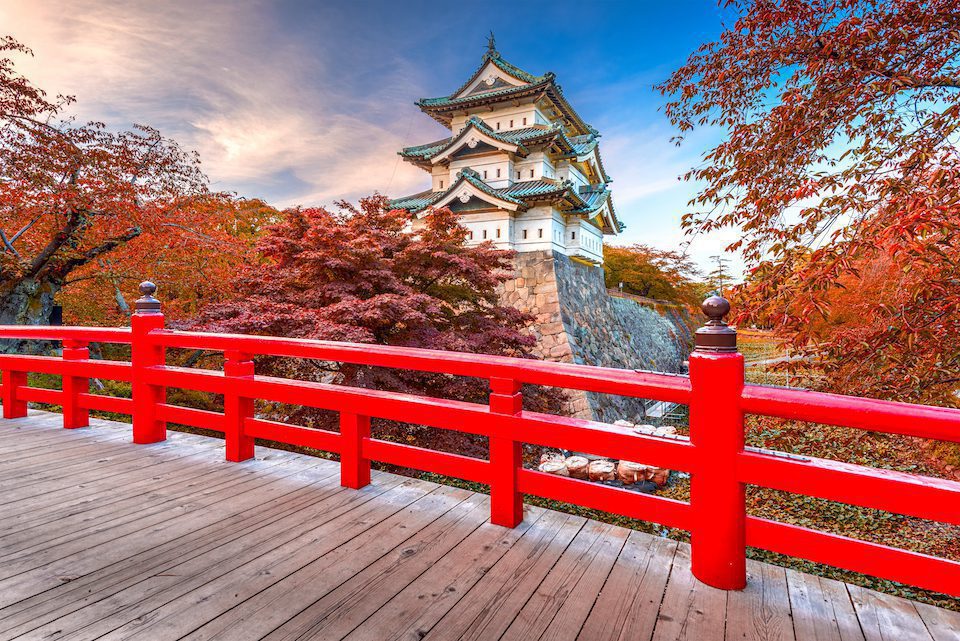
[[2, 0, 742, 274]]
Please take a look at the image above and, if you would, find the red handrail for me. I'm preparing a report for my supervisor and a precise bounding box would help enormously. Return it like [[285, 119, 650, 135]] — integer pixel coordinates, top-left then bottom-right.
[[0, 288, 958, 598]]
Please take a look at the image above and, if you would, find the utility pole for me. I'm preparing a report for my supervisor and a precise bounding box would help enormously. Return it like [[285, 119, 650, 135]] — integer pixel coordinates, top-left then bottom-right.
[[709, 255, 731, 297]]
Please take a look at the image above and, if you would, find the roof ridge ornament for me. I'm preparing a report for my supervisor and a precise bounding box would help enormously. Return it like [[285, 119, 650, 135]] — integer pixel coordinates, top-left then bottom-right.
[[486, 31, 497, 58]]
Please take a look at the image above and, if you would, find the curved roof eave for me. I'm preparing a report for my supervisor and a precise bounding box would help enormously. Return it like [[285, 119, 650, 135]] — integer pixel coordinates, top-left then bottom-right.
[[429, 117, 528, 164], [448, 51, 546, 99]]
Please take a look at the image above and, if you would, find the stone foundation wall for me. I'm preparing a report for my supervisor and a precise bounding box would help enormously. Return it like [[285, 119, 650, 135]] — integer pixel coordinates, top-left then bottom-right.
[[499, 251, 691, 422]]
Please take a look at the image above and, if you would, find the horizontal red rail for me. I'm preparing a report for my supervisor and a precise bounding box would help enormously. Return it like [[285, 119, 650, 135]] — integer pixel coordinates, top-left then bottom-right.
[[244, 417, 339, 452], [0, 326, 132, 343], [148, 329, 693, 404], [15, 386, 61, 404], [738, 450, 960, 526], [78, 394, 133, 415], [518, 468, 693, 531], [1, 305, 959, 598], [741, 384, 960, 443], [746, 517, 960, 597], [362, 439, 489, 484], [0, 355, 132, 381], [155, 404, 225, 432]]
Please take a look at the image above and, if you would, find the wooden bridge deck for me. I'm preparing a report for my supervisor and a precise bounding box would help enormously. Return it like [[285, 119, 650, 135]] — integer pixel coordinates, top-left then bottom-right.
[[0, 411, 956, 641]]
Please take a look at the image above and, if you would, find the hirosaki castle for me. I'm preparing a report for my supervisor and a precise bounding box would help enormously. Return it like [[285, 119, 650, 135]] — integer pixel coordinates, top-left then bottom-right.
[[391, 38, 621, 265]]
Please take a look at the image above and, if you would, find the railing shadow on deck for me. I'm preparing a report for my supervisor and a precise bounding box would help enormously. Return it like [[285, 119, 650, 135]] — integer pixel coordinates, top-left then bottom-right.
[[0, 282, 958, 598]]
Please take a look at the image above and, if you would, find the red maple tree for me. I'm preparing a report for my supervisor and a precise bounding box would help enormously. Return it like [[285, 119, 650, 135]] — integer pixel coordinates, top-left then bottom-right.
[[660, 1, 960, 404], [192, 197, 562, 446], [0, 36, 253, 343]]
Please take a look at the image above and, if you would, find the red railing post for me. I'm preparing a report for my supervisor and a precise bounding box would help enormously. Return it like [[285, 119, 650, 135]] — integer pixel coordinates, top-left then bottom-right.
[[61, 339, 89, 429], [689, 295, 746, 590], [1, 369, 27, 419], [131, 282, 166, 444], [489, 377, 523, 527], [340, 412, 371, 488], [223, 350, 255, 462]]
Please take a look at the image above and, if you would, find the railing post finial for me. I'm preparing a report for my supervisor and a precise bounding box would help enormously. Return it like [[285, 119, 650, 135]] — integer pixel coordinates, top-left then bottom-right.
[[695, 295, 737, 353], [135, 281, 161, 315]]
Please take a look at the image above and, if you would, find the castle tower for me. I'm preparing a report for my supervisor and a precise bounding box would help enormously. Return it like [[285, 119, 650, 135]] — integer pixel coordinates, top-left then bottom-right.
[[391, 37, 621, 265], [391, 38, 689, 422]]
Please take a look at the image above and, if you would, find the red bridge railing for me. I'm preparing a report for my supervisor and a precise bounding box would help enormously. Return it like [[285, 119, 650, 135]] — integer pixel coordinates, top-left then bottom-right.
[[0, 283, 958, 597]]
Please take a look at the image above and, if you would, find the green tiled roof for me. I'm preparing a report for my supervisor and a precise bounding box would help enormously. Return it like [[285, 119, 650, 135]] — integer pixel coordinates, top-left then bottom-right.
[[417, 77, 553, 109], [448, 50, 546, 99], [399, 138, 452, 160], [390, 172, 610, 215], [502, 180, 571, 199], [457, 168, 526, 206], [389, 189, 443, 211], [567, 134, 599, 156], [570, 186, 610, 214], [400, 117, 594, 164]]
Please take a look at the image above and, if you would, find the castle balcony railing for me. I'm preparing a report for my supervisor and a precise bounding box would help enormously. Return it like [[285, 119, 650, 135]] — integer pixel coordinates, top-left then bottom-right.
[[0, 283, 957, 597]]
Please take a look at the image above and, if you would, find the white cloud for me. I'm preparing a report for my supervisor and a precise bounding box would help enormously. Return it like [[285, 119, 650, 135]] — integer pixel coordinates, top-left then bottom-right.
[[0, 0, 433, 207]]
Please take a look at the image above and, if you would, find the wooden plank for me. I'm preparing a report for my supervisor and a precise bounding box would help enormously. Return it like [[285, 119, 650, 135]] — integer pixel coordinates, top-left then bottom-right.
[[0, 432, 219, 501], [0, 449, 328, 601], [652, 544, 727, 641], [914, 601, 960, 641], [0, 414, 129, 447], [0, 444, 312, 556], [0, 429, 132, 468], [0, 445, 238, 542], [577, 530, 678, 641], [198, 491, 490, 641], [0, 450, 267, 560], [423, 510, 586, 641], [785, 569, 865, 641], [7, 476, 413, 641], [0, 433, 222, 511], [339, 508, 545, 641], [0, 438, 224, 519], [500, 520, 628, 641], [725, 560, 796, 641], [0, 468, 378, 639], [0, 422, 122, 449], [64, 482, 457, 640], [848, 584, 935, 641]]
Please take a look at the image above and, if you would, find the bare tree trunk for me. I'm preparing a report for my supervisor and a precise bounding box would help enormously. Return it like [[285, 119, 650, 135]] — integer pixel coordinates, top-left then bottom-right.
[[0, 274, 60, 354]]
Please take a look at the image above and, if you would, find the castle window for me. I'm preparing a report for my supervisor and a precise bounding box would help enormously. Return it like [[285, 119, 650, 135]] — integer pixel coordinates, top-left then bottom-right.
[[516, 171, 520, 180], [439, 180, 444, 189], [483, 170, 488, 179], [496, 228, 501, 238], [496, 122, 501, 130], [571, 231, 577, 240], [509, 119, 514, 128], [483, 229, 488, 239], [538, 228, 543, 238], [530, 169, 534, 178], [496, 168, 501, 178], [468, 231, 474, 240], [522, 117, 527, 125], [523, 229, 528, 239]]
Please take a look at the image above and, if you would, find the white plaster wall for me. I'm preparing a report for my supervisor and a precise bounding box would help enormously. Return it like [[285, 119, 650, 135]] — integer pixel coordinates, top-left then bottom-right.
[[513, 152, 556, 182], [556, 162, 589, 189], [512, 206, 566, 253], [451, 104, 548, 132], [448, 155, 513, 189], [564, 218, 604, 263]]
